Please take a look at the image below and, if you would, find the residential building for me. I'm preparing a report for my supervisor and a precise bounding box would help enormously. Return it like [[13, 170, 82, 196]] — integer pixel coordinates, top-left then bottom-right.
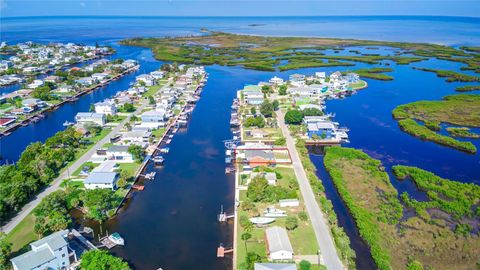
[[279, 199, 300, 207], [106, 145, 133, 162], [84, 172, 119, 190], [269, 76, 284, 85], [94, 100, 117, 115], [254, 263, 297, 270], [245, 149, 275, 168], [265, 226, 294, 261], [75, 112, 106, 126], [10, 230, 72, 270]]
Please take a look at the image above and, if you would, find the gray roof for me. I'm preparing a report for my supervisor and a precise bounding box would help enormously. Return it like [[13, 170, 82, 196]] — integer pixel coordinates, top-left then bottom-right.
[[76, 112, 105, 119], [254, 263, 297, 270], [30, 229, 69, 250], [11, 230, 69, 270], [84, 172, 118, 185], [265, 226, 293, 254], [245, 150, 274, 161], [107, 145, 130, 153]]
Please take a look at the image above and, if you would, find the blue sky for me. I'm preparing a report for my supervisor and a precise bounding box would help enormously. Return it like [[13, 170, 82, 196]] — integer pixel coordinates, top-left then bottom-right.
[[2, 0, 480, 18]]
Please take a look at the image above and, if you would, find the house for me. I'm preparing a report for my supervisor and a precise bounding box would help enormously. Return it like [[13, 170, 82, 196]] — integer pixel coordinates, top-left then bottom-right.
[[136, 74, 155, 86], [75, 77, 96, 86], [303, 116, 336, 139], [265, 226, 294, 261], [91, 72, 109, 82], [75, 112, 106, 126], [345, 72, 360, 83], [141, 110, 167, 128], [27, 79, 44, 89], [122, 130, 152, 143], [150, 71, 164, 80], [250, 172, 277, 185], [245, 149, 275, 168], [44, 75, 61, 83], [242, 85, 264, 105], [315, 71, 326, 80], [0, 117, 17, 128], [269, 76, 284, 85], [254, 263, 297, 270], [84, 172, 119, 190], [0, 60, 13, 71], [279, 199, 299, 207], [22, 98, 47, 109], [10, 230, 72, 270], [330, 71, 342, 81], [94, 100, 117, 115], [106, 145, 133, 162], [249, 129, 267, 139]]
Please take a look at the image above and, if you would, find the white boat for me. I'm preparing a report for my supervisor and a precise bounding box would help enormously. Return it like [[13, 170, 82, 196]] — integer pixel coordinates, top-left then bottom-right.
[[263, 207, 287, 218], [160, 147, 170, 153], [108, 232, 125, 245], [152, 155, 165, 164], [249, 217, 276, 225], [63, 120, 75, 127]]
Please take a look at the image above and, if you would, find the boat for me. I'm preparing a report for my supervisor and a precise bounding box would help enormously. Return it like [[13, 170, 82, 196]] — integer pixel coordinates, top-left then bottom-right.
[[145, 172, 157, 180], [263, 207, 287, 218], [249, 217, 276, 225], [168, 134, 174, 139], [160, 147, 170, 153], [108, 232, 125, 245], [165, 139, 172, 144], [63, 120, 75, 127], [153, 155, 165, 165]]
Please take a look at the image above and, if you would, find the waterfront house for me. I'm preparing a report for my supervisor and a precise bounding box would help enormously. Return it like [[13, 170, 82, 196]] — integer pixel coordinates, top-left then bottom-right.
[[141, 110, 167, 128], [84, 171, 119, 190], [0, 117, 17, 128], [254, 263, 297, 270], [106, 145, 133, 162], [75, 112, 106, 126], [265, 226, 294, 261], [303, 116, 336, 139], [122, 130, 152, 143], [27, 79, 44, 89], [315, 71, 326, 81], [245, 149, 275, 168], [150, 71, 165, 80], [75, 77, 96, 86], [91, 72, 109, 82], [136, 74, 156, 86], [22, 98, 47, 109], [248, 129, 268, 139], [330, 71, 342, 81], [44, 75, 61, 83], [94, 100, 117, 115], [345, 72, 360, 83], [250, 172, 277, 185], [10, 230, 73, 270], [279, 199, 299, 207], [269, 76, 284, 85], [242, 85, 264, 105]]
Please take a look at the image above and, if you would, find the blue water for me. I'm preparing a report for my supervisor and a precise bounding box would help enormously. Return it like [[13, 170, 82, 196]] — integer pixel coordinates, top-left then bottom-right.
[[1, 16, 479, 269]]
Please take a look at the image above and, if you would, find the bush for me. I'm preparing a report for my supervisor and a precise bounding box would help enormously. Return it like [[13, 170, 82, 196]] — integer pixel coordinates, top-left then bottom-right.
[[299, 260, 311, 270], [285, 110, 303, 124], [298, 211, 308, 221], [285, 216, 298, 230]]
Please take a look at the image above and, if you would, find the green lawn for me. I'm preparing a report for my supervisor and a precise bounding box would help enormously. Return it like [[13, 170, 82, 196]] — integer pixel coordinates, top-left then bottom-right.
[[117, 162, 140, 177], [151, 127, 166, 138], [5, 213, 37, 253], [72, 161, 99, 176]]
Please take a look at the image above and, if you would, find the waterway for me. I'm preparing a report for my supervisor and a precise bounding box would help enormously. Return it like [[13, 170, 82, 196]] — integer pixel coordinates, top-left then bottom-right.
[[1, 16, 479, 269]]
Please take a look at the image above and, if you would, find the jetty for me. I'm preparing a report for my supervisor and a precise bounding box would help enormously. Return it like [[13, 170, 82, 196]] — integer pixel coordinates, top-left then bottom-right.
[[217, 244, 234, 258]]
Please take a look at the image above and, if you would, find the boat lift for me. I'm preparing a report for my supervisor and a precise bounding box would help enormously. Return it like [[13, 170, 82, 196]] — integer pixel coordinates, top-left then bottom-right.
[[217, 205, 234, 222]]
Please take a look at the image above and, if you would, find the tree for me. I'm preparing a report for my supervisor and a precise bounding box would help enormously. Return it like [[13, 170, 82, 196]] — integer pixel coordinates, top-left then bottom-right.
[[148, 95, 155, 105], [284, 110, 303, 124], [299, 260, 311, 270], [85, 123, 102, 136], [246, 177, 269, 202], [241, 232, 252, 253], [260, 101, 274, 117], [124, 122, 132, 131], [117, 169, 130, 188], [285, 216, 298, 230], [278, 84, 287, 95], [128, 145, 144, 162], [89, 103, 95, 112], [250, 107, 256, 115], [81, 189, 115, 221], [272, 100, 280, 111], [302, 108, 323, 116], [0, 233, 12, 269], [122, 103, 135, 112], [261, 85, 272, 94], [245, 252, 262, 270], [298, 211, 308, 221], [31, 85, 53, 101], [80, 250, 130, 270]]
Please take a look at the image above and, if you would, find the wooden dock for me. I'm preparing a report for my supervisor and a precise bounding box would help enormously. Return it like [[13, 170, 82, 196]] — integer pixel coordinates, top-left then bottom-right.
[[217, 245, 234, 257]]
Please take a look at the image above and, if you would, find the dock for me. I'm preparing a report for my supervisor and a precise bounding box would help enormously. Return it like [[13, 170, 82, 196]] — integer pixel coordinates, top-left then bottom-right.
[[217, 245, 234, 258], [99, 236, 118, 249]]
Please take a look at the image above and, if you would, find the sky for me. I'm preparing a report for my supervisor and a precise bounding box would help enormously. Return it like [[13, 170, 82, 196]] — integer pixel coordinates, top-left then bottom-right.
[[1, 0, 480, 18]]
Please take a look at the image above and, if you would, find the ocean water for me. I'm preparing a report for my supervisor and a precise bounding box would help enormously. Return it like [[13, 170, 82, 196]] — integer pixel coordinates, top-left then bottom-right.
[[1, 16, 479, 270]]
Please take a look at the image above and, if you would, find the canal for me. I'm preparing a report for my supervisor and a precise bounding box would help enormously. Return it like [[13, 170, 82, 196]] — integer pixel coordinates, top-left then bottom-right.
[[2, 16, 479, 270]]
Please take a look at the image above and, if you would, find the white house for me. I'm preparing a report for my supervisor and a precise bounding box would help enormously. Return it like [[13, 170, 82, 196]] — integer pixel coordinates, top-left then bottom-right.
[[106, 145, 133, 162], [269, 76, 284, 85], [10, 230, 72, 270], [75, 112, 106, 126], [84, 171, 119, 190], [94, 100, 117, 115], [254, 263, 297, 270], [136, 74, 155, 86], [265, 226, 294, 261], [279, 199, 299, 207], [27, 79, 44, 89]]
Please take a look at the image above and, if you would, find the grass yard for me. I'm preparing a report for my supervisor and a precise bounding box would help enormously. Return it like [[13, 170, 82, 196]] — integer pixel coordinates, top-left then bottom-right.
[[5, 213, 37, 253]]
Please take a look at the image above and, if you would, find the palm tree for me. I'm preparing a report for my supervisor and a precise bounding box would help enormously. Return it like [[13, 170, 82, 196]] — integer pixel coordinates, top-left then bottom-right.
[[241, 232, 252, 253]]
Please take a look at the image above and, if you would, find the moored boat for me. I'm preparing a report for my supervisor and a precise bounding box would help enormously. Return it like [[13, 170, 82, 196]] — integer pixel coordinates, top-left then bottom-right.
[[108, 232, 125, 245], [249, 217, 276, 225], [263, 207, 287, 217]]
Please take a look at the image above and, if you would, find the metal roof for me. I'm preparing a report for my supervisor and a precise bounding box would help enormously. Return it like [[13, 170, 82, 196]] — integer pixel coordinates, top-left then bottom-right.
[[265, 226, 293, 254], [254, 263, 297, 270], [84, 172, 118, 185]]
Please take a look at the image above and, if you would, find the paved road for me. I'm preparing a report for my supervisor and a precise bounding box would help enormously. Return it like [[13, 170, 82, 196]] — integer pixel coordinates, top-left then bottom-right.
[[276, 110, 344, 270], [1, 102, 146, 234]]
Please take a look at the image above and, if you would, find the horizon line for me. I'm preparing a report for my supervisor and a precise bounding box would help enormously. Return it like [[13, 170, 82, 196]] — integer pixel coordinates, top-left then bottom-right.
[[2, 14, 480, 19]]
